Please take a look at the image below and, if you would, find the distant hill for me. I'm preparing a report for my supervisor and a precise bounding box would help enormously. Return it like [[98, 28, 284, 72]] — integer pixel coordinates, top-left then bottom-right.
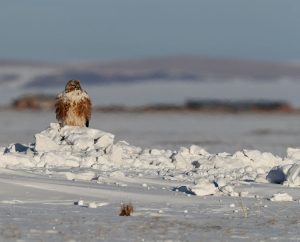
[[11, 94, 294, 113], [1, 56, 300, 89]]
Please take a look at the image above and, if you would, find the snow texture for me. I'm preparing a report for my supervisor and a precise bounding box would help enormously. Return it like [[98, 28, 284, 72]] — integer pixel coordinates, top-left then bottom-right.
[[1, 123, 300, 197]]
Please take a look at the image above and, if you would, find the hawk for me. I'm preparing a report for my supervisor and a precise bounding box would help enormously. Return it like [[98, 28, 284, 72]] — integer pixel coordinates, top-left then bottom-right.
[[55, 80, 92, 127]]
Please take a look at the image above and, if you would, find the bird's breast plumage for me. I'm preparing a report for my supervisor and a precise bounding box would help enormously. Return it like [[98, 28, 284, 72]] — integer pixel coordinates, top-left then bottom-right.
[[55, 89, 91, 127]]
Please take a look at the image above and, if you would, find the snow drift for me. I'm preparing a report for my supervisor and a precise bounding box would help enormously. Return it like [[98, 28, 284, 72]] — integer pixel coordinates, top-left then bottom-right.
[[0, 123, 300, 196]]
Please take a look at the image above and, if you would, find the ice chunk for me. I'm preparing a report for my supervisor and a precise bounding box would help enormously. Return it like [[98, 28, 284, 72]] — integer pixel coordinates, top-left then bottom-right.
[[267, 164, 300, 187], [109, 145, 123, 164], [68, 135, 94, 151], [94, 134, 114, 149], [189, 145, 209, 156], [173, 185, 195, 195], [150, 149, 162, 156], [285, 164, 300, 187], [35, 133, 60, 152], [190, 179, 217, 196], [0, 153, 35, 168], [75, 200, 84, 206], [64, 171, 97, 181], [5, 143, 29, 153], [286, 147, 300, 160], [270, 193, 293, 202], [88, 202, 98, 208], [214, 178, 227, 188], [39, 152, 80, 167], [172, 153, 191, 170]]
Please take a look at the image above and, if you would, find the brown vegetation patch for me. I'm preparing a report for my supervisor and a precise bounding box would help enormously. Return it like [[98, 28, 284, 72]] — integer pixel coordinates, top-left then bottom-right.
[[119, 203, 134, 216]]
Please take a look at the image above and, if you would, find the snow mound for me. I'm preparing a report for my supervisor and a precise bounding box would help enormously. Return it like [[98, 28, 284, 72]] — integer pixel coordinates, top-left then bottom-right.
[[0, 123, 300, 196]]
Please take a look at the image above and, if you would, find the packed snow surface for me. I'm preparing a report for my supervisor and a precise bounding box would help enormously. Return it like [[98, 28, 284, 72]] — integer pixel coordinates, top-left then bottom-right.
[[1, 123, 300, 197]]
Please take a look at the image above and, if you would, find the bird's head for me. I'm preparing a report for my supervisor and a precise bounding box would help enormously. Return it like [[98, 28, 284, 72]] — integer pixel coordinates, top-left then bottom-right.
[[65, 80, 82, 92]]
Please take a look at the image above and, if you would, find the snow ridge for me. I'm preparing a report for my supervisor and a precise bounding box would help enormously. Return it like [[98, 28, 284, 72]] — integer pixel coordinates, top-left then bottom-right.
[[0, 123, 300, 196]]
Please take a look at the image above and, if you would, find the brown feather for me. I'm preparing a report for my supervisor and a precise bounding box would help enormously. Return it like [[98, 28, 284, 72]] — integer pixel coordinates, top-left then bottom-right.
[[75, 97, 91, 121], [55, 90, 92, 127], [55, 96, 70, 124]]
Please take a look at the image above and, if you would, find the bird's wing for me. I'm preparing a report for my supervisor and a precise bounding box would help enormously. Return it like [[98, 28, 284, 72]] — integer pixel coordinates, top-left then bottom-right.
[[76, 94, 92, 127], [55, 94, 70, 123]]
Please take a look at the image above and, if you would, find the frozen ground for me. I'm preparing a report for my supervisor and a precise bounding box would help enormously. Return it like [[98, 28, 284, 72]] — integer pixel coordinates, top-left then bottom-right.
[[0, 169, 299, 242], [0, 111, 300, 242]]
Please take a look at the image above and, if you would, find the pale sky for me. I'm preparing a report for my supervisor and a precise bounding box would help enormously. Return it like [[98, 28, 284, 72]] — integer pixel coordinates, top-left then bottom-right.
[[1, 0, 300, 62]]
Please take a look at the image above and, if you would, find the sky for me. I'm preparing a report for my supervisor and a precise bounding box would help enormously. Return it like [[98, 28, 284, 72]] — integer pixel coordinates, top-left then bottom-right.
[[1, 0, 300, 62]]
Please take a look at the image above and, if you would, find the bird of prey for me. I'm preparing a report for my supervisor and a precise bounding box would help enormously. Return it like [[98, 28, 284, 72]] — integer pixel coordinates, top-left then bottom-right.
[[55, 80, 91, 127]]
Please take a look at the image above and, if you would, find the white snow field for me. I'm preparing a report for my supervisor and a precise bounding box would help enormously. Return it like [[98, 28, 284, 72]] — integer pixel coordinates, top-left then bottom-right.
[[0, 112, 300, 241]]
